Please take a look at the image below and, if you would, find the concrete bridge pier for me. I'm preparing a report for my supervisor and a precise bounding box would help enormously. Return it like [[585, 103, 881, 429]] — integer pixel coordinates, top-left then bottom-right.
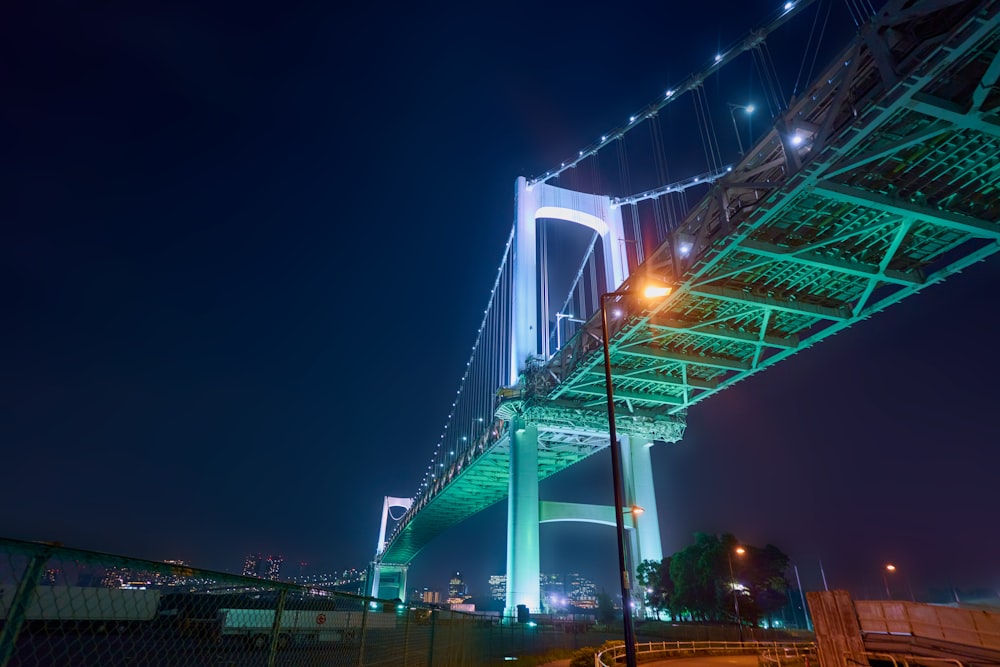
[[505, 417, 540, 617], [503, 423, 668, 617], [622, 434, 663, 566]]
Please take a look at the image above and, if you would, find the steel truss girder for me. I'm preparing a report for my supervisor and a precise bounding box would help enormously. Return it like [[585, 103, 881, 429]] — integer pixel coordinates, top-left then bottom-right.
[[379, 398, 686, 564], [813, 181, 1000, 239], [524, 403, 687, 442], [645, 315, 799, 349], [542, 0, 1000, 419]]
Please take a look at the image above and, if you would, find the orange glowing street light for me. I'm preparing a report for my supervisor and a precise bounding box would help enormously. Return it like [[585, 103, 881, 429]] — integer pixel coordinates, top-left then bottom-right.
[[728, 546, 747, 643], [600, 279, 672, 667]]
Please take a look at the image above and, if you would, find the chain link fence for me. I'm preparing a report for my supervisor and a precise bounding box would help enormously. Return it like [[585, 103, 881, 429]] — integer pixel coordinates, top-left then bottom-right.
[[0, 537, 594, 666]]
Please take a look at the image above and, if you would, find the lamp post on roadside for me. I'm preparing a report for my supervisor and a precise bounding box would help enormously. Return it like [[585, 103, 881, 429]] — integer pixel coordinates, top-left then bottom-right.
[[600, 282, 672, 667], [883, 563, 896, 599], [554, 312, 584, 354], [727, 103, 755, 156], [884, 563, 915, 601], [728, 546, 746, 643]]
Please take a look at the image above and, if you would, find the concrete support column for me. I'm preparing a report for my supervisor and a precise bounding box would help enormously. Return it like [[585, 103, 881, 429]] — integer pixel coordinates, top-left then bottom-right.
[[622, 435, 663, 566], [505, 418, 540, 616], [398, 566, 408, 603]]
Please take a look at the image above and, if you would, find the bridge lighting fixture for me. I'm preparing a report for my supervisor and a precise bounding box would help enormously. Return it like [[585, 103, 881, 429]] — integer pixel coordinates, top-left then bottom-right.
[[784, 1, 793, 9], [791, 133, 804, 146], [600, 282, 671, 667], [715, 54, 722, 62], [728, 103, 755, 156], [629, 115, 636, 123], [665, 89, 674, 98], [678, 241, 693, 257]]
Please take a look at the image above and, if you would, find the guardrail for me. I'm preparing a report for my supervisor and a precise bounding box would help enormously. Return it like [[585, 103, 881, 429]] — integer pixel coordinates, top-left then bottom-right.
[[852, 651, 965, 667], [596, 640, 818, 667]]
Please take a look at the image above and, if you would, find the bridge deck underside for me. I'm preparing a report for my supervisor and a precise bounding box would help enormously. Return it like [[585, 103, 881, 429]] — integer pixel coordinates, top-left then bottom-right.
[[547, 0, 1000, 416], [379, 427, 610, 564], [380, 0, 1000, 566]]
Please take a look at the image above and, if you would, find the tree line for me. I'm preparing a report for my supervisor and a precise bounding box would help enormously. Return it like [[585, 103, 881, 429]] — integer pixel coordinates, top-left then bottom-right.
[[636, 532, 792, 626]]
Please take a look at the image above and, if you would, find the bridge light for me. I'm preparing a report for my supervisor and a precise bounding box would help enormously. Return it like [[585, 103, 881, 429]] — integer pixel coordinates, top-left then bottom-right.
[[642, 285, 672, 299], [665, 89, 674, 98], [784, 1, 793, 9], [715, 54, 722, 62], [791, 134, 804, 146]]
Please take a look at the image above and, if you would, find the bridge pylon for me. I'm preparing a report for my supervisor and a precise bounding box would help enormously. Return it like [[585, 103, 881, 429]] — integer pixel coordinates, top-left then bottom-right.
[[369, 496, 413, 602]]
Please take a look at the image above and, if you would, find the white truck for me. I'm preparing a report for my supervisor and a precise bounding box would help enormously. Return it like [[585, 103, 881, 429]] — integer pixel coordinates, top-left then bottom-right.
[[217, 607, 398, 648], [0, 585, 161, 633]]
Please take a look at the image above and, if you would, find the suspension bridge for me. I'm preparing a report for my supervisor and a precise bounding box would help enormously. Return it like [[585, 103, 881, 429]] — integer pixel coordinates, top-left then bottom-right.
[[368, 0, 1000, 617]]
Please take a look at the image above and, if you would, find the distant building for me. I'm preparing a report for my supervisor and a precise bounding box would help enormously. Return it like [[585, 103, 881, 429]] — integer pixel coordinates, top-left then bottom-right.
[[448, 572, 469, 604], [243, 554, 283, 581], [487, 572, 590, 609], [421, 588, 440, 604], [567, 573, 597, 608], [489, 575, 506, 601]]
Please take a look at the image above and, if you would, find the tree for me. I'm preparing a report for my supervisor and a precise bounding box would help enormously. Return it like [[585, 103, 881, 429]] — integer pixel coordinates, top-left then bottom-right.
[[638, 557, 675, 619], [642, 532, 793, 625], [670, 533, 723, 620], [596, 590, 616, 625]]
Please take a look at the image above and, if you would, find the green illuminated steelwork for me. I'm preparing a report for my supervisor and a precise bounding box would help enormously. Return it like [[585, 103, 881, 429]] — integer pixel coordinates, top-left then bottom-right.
[[378, 0, 1000, 605], [548, 0, 1000, 417]]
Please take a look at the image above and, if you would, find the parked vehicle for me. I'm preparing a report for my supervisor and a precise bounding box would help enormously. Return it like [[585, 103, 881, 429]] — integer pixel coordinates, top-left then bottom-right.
[[0, 585, 161, 633], [217, 607, 398, 648]]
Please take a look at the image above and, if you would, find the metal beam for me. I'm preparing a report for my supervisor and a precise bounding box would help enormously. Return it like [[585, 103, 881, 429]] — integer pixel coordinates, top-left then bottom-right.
[[820, 121, 951, 180], [906, 93, 1000, 139], [646, 314, 799, 349], [568, 385, 685, 406], [580, 368, 719, 391], [690, 284, 852, 320], [738, 238, 924, 285], [813, 181, 1000, 239], [619, 344, 751, 371]]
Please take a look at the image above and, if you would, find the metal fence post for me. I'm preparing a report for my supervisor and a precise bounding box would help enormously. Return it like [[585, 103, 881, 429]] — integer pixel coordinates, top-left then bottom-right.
[[358, 600, 371, 666], [0, 548, 51, 667], [427, 609, 437, 666], [402, 605, 411, 667], [266, 587, 288, 667]]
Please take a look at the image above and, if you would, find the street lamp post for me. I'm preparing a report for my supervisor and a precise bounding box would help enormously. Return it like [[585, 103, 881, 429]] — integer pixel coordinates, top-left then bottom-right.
[[883, 564, 895, 599], [600, 283, 671, 667], [555, 312, 584, 354], [727, 103, 755, 156], [884, 563, 915, 601], [727, 546, 746, 643]]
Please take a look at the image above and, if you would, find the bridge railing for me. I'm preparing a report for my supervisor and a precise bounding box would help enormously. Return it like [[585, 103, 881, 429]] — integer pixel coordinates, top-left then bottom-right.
[[595, 639, 818, 667], [0, 536, 561, 667]]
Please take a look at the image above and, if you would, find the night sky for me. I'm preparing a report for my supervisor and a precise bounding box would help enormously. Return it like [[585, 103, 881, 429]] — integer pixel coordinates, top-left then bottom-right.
[[4, 0, 998, 603]]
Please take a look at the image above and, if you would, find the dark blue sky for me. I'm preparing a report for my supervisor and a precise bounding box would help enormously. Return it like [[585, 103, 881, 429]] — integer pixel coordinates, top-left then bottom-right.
[[4, 0, 998, 602]]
